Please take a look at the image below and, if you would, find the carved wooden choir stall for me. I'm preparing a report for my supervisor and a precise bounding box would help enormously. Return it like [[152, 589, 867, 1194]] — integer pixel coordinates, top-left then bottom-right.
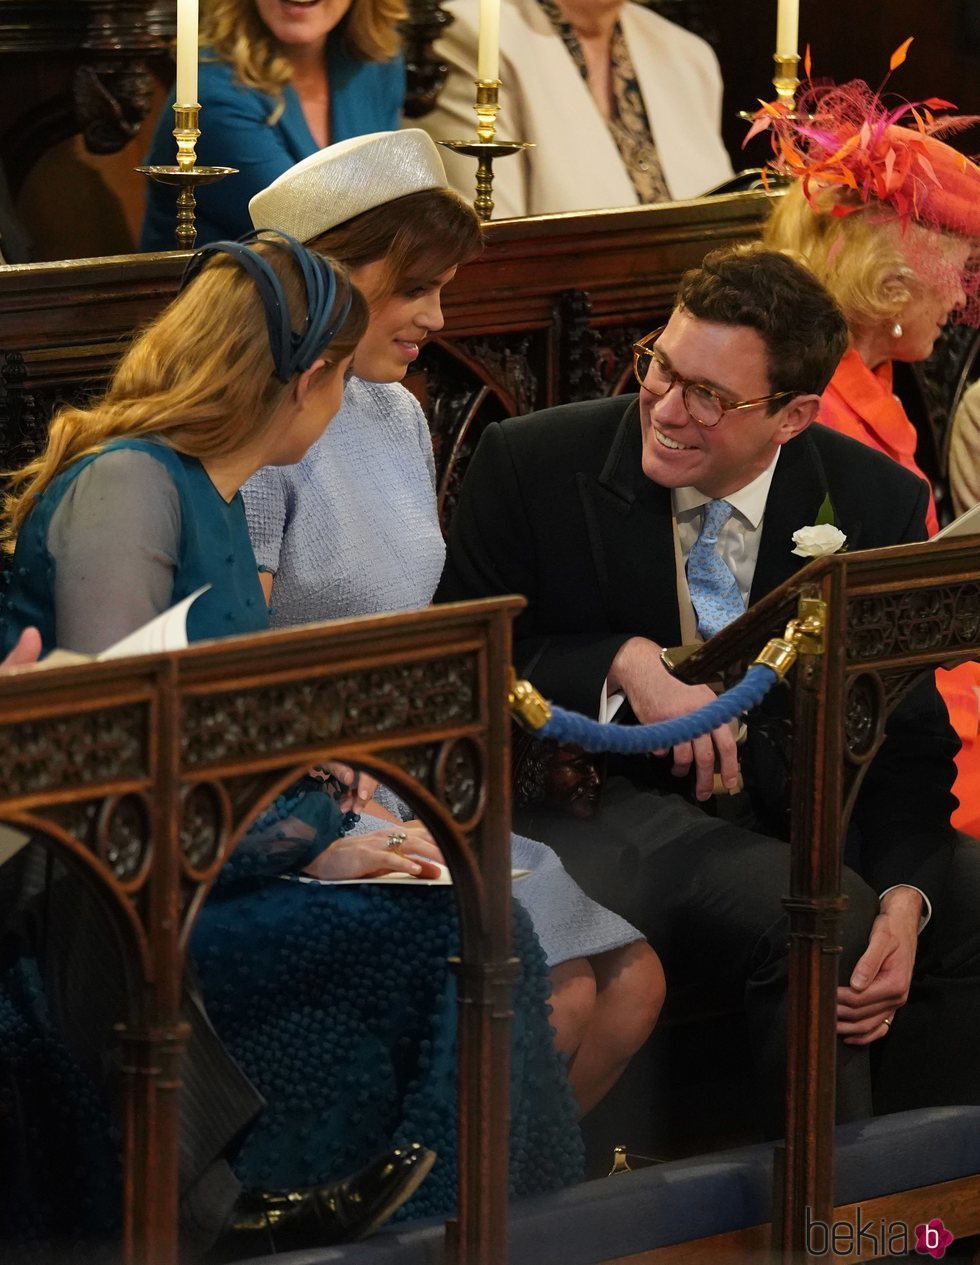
[[0, 600, 522, 1265]]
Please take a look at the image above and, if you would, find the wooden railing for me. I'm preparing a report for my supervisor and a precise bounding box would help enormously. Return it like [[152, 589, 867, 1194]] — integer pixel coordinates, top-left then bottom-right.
[[0, 598, 520, 1265], [673, 534, 980, 1260], [0, 192, 772, 519]]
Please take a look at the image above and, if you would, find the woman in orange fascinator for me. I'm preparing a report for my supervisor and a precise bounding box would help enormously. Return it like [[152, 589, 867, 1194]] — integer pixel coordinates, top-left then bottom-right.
[[761, 43, 980, 834]]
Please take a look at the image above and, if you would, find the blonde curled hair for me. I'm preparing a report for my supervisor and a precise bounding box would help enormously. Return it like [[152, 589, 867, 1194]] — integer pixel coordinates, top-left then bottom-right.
[[201, 0, 405, 116], [3, 244, 366, 548], [763, 183, 917, 338]]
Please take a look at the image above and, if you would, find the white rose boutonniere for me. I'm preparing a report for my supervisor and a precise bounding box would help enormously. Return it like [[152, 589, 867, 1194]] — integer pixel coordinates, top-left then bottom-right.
[[791, 524, 847, 557]]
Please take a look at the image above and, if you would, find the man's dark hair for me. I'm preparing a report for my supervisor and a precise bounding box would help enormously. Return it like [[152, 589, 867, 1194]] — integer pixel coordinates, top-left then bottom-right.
[[675, 245, 849, 406]]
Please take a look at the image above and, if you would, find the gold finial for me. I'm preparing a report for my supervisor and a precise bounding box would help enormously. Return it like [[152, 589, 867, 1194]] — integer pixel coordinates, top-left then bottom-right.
[[754, 596, 826, 680], [508, 672, 552, 730]]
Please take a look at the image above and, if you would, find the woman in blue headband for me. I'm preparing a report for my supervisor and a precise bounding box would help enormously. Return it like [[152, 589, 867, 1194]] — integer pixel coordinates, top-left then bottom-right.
[[1, 230, 365, 656]]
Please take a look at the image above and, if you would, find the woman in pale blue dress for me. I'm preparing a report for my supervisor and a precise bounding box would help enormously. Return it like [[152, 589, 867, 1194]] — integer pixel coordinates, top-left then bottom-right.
[[245, 130, 667, 1120]]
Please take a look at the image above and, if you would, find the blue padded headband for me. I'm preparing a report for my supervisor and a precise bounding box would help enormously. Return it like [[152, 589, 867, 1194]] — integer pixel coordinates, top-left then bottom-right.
[[179, 228, 354, 383]]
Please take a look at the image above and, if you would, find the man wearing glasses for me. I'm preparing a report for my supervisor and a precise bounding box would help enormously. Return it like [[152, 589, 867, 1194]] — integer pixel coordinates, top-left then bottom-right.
[[438, 246, 980, 1132]]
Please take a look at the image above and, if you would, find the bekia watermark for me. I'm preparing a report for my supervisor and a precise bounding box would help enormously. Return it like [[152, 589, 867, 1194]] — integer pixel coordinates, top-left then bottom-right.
[[805, 1207, 953, 1258]]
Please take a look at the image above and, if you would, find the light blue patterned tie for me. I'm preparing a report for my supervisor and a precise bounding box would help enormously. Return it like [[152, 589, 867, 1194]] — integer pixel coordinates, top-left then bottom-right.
[[686, 499, 745, 639]]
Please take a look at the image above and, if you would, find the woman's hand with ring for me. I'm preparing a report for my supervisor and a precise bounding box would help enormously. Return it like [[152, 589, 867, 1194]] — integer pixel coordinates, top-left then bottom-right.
[[303, 827, 444, 880]]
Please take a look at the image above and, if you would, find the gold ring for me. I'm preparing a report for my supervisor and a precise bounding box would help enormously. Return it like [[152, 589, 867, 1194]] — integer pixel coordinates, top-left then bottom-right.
[[882, 1017, 892, 1028], [386, 830, 408, 851]]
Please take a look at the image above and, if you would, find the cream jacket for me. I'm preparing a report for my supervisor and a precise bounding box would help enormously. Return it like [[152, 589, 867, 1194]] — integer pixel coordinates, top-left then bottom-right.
[[413, 0, 734, 218]]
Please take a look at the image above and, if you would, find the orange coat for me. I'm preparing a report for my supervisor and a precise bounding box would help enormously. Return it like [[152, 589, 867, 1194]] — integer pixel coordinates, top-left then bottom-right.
[[819, 348, 939, 536], [821, 349, 979, 833]]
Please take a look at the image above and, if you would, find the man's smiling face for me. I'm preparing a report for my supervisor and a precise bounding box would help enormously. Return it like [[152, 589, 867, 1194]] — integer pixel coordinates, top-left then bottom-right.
[[637, 308, 807, 499]]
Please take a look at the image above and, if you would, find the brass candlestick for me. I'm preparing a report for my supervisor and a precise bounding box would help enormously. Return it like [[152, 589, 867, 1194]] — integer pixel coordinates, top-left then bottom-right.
[[438, 79, 531, 222], [773, 52, 800, 110], [136, 104, 237, 250]]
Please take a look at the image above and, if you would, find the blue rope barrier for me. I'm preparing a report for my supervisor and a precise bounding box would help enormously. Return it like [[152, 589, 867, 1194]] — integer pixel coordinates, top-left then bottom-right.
[[537, 663, 779, 754]]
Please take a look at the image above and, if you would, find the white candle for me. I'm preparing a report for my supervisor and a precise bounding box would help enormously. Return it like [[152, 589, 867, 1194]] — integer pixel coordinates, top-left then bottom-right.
[[478, 0, 501, 82], [776, 0, 798, 55], [176, 0, 200, 106]]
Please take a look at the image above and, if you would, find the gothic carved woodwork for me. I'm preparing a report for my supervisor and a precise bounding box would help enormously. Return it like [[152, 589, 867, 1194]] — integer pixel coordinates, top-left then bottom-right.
[[556, 289, 603, 404], [668, 539, 980, 1258], [0, 701, 148, 798], [179, 780, 230, 876], [453, 332, 540, 416], [511, 730, 602, 819], [887, 320, 980, 520], [402, 0, 455, 118], [419, 333, 543, 527], [0, 1, 174, 191], [0, 600, 521, 1265], [73, 60, 155, 155], [378, 741, 441, 792], [595, 319, 657, 396], [98, 790, 153, 883], [841, 670, 884, 763], [180, 655, 478, 770], [433, 734, 485, 825], [846, 581, 980, 662], [0, 351, 47, 472]]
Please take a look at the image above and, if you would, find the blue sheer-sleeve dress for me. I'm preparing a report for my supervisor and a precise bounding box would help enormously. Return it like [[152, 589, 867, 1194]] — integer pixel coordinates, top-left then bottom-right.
[[0, 437, 581, 1247]]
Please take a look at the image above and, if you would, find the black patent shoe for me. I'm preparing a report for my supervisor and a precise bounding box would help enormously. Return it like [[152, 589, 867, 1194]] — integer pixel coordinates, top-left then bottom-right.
[[215, 1142, 436, 1258]]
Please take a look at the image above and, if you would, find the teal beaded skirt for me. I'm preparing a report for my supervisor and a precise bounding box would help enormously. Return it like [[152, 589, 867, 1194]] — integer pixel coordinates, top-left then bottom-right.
[[0, 785, 583, 1252], [192, 873, 584, 1217]]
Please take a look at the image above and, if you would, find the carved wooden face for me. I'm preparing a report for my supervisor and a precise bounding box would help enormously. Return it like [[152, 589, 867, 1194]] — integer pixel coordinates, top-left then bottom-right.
[[513, 735, 602, 818]]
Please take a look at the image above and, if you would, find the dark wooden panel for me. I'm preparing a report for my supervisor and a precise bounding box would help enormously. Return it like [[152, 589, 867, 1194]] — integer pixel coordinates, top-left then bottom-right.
[[0, 192, 772, 518]]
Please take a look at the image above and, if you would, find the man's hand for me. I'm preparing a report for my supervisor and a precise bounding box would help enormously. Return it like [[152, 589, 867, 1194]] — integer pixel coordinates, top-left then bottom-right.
[[836, 886, 921, 1045], [0, 628, 41, 672], [608, 636, 739, 801]]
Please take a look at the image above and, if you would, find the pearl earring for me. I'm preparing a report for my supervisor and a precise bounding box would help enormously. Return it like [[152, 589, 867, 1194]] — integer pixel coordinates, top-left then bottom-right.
[[891, 322, 903, 338]]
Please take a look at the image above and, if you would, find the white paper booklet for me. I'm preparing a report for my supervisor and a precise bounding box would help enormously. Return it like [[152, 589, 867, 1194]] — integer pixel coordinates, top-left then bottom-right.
[[0, 824, 31, 867], [287, 863, 531, 887], [934, 503, 980, 540], [38, 585, 211, 669]]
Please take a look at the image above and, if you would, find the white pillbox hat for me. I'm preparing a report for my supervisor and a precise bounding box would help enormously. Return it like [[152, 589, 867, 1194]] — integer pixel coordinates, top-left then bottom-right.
[[249, 129, 447, 241]]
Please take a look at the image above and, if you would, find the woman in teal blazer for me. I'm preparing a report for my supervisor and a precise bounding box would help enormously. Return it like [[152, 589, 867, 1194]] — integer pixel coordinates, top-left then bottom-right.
[[141, 0, 405, 251]]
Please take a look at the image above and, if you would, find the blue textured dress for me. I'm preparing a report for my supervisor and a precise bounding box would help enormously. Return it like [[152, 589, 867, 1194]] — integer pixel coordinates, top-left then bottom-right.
[[0, 437, 582, 1243], [243, 379, 644, 967]]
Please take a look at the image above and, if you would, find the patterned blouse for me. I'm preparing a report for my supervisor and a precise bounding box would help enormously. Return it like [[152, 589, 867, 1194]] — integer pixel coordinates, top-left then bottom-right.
[[535, 0, 670, 203]]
